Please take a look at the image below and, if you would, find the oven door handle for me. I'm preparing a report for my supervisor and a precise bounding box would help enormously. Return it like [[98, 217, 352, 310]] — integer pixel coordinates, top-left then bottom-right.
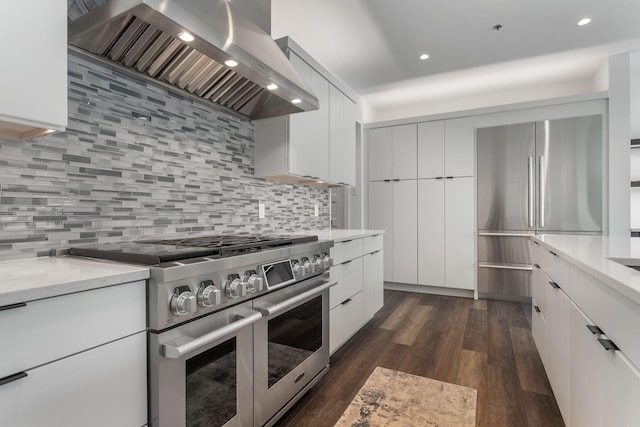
[[161, 310, 262, 359], [255, 279, 337, 318]]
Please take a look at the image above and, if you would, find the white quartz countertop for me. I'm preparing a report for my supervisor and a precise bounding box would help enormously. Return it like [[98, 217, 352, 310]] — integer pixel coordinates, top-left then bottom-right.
[[534, 234, 640, 305], [0, 256, 150, 306], [299, 229, 384, 242]]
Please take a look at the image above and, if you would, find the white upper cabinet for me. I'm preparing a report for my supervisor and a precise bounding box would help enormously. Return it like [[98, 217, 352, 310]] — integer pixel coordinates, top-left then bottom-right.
[[368, 124, 417, 181], [329, 85, 356, 186], [418, 121, 445, 179], [0, 0, 67, 140], [368, 127, 393, 181], [417, 117, 474, 179], [444, 117, 475, 177], [254, 39, 357, 186]]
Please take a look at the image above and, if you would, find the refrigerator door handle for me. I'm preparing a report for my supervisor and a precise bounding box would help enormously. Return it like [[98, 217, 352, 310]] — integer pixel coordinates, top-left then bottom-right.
[[528, 156, 534, 228], [538, 155, 545, 228]]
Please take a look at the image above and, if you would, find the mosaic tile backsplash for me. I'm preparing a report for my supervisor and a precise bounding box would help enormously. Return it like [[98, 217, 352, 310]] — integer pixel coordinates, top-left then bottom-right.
[[0, 54, 329, 260]]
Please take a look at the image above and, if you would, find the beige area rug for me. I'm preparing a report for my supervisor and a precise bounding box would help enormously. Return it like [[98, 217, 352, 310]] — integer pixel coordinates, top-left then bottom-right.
[[335, 367, 477, 427]]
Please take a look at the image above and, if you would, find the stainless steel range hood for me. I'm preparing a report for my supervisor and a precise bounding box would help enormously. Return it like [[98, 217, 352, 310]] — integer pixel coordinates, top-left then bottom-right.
[[68, 0, 318, 119]]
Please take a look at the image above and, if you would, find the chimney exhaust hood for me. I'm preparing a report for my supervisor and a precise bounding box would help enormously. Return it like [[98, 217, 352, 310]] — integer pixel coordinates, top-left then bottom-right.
[[68, 0, 318, 119]]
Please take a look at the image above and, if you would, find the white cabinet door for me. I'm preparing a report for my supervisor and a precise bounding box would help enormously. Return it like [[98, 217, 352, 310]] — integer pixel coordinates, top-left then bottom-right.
[[0, 0, 67, 139], [417, 179, 445, 287], [363, 249, 384, 320], [570, 302, 605, 427], [288, 52, 330, 180], [417, 121, 445, 179], [368, 181, 393, 281], [330, 256, 363, 308], [0, 332, 147, 427], [392, 180, 418, 284], [603, 349, 640, 427], [329, 87, 356, 185], [329, 291, 364, 354], [368, 127, 393, 181], [444, 117, 474, 177], [531, 266, 548, 365], [444, 177, 474, 289], [393, 124, 418, 180], [546, 284, 571, 426]]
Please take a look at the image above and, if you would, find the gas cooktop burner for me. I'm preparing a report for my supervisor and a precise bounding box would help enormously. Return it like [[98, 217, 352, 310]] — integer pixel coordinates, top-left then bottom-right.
[[69, 233, 318, 265]]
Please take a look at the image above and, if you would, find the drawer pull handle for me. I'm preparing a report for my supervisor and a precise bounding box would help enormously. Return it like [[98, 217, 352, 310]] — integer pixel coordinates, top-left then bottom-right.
[[549, 250, 558, 257], [533, 264, 540, 269], [341, 239, 353, 243], [370, 250, 381, 255], [549, 281, 560, 289], [586, 325, 604, 335], [341, 260, 352, 265], [0, 371, 27, 386], [534, 305, 541, 313], [597, 338, 619, 352], [294, 372, 306, 383], [341, 298, 353, 305], [446, 176, 454, 179], [0, 302, 27, 312], [383, 179, 391, 182], [435, 176, 444, 180]]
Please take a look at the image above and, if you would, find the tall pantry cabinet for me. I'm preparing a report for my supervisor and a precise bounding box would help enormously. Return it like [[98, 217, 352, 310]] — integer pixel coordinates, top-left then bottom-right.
[[367, 117, 475, 291]]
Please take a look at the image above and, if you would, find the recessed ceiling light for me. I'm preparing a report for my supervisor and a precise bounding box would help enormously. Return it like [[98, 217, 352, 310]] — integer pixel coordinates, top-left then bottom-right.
[[419, 53, 430, 61], [266, 83, 278, 91], [291, 98, 302, 104], [224, 59, 239, 67], [178, 32, 194, 42], [578, 18, 591, 26]]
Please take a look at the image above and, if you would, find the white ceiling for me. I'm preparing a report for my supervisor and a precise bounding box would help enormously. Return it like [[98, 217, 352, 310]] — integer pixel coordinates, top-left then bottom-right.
[[271, 0, 640, 121]]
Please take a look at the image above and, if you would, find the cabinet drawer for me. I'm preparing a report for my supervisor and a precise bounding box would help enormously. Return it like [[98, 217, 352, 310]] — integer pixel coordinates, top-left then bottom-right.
[[363, 234, 383, 254], [329, 291, 364, 354], [534, 243, 571, 294], [330, 257, 363, 308], [531, 297, 547, 369], [331, 238, 364, 265], [0, 281, 146, 378], [571, 266, 640, 369], [0, 332, 147, 427]]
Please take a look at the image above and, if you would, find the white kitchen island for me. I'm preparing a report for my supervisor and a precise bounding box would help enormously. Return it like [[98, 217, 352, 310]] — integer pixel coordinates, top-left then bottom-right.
[[0, 256, 149, 427], [531, 234, 640, 427]]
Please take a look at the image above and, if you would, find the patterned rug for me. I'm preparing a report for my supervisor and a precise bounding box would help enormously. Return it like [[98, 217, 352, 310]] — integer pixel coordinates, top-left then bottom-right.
[[335, 367, 477, 426]]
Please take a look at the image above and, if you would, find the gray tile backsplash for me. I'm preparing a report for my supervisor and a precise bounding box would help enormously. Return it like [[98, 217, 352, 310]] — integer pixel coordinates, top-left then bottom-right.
[[0, 54, 329, 260]]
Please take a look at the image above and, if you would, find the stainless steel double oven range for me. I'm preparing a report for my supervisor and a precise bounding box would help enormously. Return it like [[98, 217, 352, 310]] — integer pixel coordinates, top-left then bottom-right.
[[69, 234, 334, 427]]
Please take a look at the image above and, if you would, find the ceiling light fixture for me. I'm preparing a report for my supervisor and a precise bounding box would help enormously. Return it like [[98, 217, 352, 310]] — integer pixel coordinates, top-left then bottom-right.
[[419, 53, 430, 60], [178, 32, 194, 42], [266, 83, 278, 91], [224, 59, 239, 67], [578, 18, 592, 26], [291, 98, 302, 104]]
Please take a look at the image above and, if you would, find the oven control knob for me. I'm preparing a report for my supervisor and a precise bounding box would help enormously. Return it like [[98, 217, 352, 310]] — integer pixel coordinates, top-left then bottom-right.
[[322, 253, 332, 269], [170, 286, 197, 316], [244, 271, 263, 293], [292, 260, 305, 278], [225, 274, 246, 298], [313, 254, 324, 271], [197, 280, 221, 307], [301, 257, 313, 273]]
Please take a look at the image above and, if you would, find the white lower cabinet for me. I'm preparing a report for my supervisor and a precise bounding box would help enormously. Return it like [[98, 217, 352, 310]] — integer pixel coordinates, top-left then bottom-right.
[[329, 233, 384, 354], [533, 239, 640, 427], [417, 177, 474, 290], [0, 281, 147, 427], [0, 332, 147, 427]]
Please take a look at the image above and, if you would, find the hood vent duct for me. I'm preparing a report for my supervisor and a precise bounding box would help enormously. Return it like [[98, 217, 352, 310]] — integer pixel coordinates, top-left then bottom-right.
[[68, 0, 318, 119]]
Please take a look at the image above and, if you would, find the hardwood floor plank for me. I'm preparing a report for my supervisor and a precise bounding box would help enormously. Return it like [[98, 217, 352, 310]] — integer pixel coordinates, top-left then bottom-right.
[[522, 390, 566, 427], [462, 308, 488, 353], [392, 304, 432, 345], [509, 326, 550, 395], [379, 294, 420, 330], [457, 349, 488, 426]]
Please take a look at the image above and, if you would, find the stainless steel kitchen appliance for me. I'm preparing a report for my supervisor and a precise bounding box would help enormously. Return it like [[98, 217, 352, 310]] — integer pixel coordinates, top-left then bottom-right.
[[67, 234, 334, 427], [476, 115, 603, 301]]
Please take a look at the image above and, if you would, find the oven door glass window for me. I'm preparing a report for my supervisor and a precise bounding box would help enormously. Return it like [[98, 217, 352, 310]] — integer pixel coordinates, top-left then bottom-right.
[[267, 295, 322, 388], [186, 338, 236, 427]]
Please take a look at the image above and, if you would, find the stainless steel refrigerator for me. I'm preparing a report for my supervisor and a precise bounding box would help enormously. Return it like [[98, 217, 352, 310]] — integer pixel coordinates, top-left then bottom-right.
[[476, 115, 603, 301]]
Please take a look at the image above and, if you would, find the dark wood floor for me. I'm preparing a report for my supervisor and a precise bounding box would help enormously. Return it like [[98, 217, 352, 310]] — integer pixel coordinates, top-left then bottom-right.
[[275, 290, 565, 427]]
